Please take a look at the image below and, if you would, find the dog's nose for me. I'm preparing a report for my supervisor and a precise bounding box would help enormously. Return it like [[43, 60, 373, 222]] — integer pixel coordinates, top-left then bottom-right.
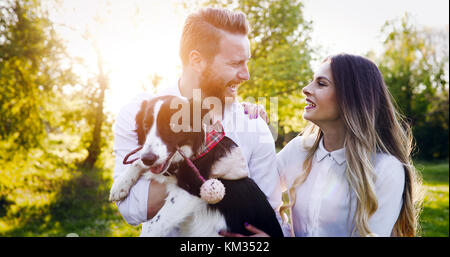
[[141, 152, 158, 166]]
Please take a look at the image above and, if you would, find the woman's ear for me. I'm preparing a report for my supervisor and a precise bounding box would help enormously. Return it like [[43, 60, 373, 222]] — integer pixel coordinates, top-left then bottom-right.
[[135, 100, 148, 145]]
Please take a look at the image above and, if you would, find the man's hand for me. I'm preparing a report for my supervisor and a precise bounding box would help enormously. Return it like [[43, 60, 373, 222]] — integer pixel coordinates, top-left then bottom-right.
[[147, 179, 168, 220]]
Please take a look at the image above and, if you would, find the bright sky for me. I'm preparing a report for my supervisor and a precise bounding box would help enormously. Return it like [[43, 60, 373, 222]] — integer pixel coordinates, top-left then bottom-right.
[[303, 0, 449, 58], [48, 0, 449, 116]]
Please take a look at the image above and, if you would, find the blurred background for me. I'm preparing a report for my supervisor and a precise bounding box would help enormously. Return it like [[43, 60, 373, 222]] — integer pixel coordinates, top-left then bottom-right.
[[0, 0, 448, 236]]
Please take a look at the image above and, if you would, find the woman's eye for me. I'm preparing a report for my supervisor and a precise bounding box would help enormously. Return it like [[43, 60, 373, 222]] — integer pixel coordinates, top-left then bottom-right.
[[318, 81, 326, 86]]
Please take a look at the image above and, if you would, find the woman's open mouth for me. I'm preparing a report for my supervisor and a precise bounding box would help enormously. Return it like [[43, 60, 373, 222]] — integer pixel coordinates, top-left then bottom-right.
[[305, 98, 316, 110]]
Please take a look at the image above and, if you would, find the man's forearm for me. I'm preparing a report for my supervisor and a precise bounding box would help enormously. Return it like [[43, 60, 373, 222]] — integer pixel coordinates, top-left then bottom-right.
[[147, 179, 168, 220]]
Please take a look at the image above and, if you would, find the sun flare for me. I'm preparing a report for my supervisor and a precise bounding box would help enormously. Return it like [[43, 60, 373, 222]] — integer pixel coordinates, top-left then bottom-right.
[[49, 0, 187, 115]]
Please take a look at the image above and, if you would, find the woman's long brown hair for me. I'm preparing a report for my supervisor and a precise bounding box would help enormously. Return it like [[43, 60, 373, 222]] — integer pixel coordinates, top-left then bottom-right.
[[280, 54, 423, 236]]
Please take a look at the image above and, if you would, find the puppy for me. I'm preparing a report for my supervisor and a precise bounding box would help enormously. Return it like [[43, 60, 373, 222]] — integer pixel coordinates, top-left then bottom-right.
[[110, 95, 283, 237]]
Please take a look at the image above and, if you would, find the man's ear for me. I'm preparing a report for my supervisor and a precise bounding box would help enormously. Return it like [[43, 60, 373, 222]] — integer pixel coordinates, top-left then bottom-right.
[[189, 50, 207, 73]]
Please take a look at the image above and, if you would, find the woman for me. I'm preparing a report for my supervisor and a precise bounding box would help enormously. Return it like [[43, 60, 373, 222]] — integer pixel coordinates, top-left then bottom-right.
[[227, 53, 423, 237]]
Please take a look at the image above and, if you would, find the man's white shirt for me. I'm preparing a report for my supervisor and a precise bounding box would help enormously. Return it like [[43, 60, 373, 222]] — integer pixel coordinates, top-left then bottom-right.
[[112, 82, 284, 236]]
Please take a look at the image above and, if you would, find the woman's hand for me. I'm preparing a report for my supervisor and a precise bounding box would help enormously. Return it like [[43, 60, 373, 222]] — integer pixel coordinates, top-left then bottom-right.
[[241, 102, 269, 123], [218, 222, 270, 237]]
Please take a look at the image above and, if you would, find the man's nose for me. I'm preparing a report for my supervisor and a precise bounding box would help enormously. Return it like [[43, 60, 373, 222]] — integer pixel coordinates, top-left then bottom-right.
[[141, 152, 158, 166], [237, 65, 250, 81]]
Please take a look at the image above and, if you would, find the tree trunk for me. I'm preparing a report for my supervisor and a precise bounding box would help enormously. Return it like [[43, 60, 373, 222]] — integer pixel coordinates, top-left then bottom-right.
[[83, 48, 107, 169]]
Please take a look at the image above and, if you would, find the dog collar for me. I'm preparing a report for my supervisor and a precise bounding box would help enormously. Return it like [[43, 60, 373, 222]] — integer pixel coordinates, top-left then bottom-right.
[[194, 121, 225, 160]]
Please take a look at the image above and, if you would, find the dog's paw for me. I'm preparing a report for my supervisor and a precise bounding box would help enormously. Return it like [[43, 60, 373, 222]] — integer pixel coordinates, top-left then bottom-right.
[[109, 177, 134, 202]]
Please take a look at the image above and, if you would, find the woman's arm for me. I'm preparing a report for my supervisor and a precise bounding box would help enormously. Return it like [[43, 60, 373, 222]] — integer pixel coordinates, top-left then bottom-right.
[[368, 155, 405, 236]]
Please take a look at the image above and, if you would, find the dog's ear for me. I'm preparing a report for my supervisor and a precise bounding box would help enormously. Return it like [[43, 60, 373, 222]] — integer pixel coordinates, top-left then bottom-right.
[[135, 100, 149, 145]]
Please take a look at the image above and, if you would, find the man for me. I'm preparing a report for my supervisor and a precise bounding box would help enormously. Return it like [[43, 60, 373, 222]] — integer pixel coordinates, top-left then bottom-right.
[[113, 7, 283, 236]]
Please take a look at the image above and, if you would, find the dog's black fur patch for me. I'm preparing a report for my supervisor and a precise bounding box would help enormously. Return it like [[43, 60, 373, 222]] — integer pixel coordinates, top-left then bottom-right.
[[135, 96, 283, 237], [175, 137, 283, 237], [213, 178, 284, 237]]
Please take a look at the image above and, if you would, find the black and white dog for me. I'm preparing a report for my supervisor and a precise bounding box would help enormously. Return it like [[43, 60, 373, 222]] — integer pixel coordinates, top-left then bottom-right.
[[110, 95, 283, 237]]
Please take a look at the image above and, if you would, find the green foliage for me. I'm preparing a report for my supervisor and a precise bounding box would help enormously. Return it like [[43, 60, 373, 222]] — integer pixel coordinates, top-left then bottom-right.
[[0, 0, 110, 169], [0, 134, 140, 236], [0, 0, 76, 150], [0, 1, 118, 233], [376, 13, 449, 160]]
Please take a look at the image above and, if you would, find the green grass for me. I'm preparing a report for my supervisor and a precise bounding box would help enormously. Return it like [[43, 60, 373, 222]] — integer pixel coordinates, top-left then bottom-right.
[[416, 161, 449, 237], [0, 161, 141, 236], [0, 141, 447, 236], [0, 134, 141, 237]]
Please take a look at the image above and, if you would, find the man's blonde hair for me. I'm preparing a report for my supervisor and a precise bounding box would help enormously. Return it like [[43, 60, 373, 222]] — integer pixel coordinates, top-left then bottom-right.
[[179, 7, 250, 66]]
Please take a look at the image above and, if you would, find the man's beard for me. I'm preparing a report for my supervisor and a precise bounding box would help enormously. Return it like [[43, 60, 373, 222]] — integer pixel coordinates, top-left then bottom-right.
[[199, 67, 241, 105]]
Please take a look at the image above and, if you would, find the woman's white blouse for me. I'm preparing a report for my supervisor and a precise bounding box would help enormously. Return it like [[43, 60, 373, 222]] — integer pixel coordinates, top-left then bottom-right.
[[276, 136, 405, 237]]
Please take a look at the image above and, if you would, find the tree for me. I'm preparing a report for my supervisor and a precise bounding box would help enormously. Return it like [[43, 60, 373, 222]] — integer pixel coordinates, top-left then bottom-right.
[[376, 13, 449, 159], [82, 40, 109, 168], [50, 6, 113, 169], [182, 0, 316, 144], [0, 0, 75, 151]]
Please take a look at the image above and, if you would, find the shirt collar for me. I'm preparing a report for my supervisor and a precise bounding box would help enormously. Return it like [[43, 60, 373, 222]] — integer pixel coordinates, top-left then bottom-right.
[[316, 137, 346, 165]]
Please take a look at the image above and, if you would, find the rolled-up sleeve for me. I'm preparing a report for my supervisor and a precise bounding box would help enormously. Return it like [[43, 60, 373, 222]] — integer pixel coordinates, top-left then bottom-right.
[[113, 101, 149, 226]]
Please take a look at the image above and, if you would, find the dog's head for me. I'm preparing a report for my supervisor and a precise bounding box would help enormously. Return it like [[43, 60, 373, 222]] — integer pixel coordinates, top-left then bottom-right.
[[135, 95, 207, 174]]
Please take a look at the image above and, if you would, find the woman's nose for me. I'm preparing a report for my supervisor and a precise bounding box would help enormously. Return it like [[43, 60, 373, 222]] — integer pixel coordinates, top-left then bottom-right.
[[302, 83, 312, 96]]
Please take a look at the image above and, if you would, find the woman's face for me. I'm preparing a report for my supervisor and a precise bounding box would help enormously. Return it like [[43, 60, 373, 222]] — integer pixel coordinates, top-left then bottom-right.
[[302, 60, 341, 125]]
